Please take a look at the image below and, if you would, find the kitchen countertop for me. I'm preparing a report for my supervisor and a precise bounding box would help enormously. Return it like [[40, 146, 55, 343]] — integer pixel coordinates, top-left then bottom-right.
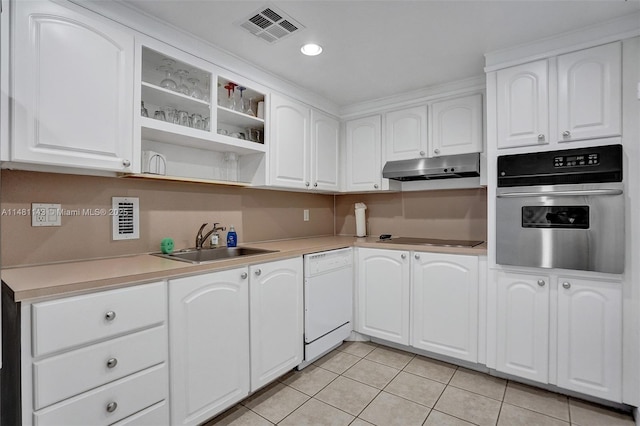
[[1, 235, 487, 302]]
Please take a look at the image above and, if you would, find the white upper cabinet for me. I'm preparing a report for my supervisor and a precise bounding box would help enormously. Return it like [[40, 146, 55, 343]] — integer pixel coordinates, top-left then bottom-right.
[[412, 252, 479, 362], [310, 109, 340, 191], [344, 115, 389, 192], [557, 42, 621, 143], [12, 0, 134, 171], [356, 248, 411, 345], [269, 94, 310, 189], [496, 60, 549, 149], [431, 94, 483, 157], [269, 94, 338, 191], [495, 42, 621, 150], [495, 271, 550, 384], [385, 106, 428, 161], [556, 277, 622, 402]]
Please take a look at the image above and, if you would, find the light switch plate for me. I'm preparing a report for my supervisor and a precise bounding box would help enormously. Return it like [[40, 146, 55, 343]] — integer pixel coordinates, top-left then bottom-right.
[[303, 209, 309, 221], [31, 203, 61, 227]]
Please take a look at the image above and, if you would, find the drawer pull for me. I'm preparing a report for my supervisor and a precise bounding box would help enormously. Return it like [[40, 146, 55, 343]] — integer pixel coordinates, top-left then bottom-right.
[[106, 401, 118, 413], [105, 311, 117, 321], [106, 358, 118, 369], [537, 280, 545, 287], [562, 282, 571, 289]]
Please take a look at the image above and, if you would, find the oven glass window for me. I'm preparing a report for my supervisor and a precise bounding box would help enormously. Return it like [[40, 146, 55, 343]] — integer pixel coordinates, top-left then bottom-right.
[[522, 206, 589, 229]]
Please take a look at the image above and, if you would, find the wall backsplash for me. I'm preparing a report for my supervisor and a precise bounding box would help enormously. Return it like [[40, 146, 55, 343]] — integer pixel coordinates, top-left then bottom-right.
[[0, 171, 335, 267], [1, 171, 487, 267], [335, 188, 487, 241]]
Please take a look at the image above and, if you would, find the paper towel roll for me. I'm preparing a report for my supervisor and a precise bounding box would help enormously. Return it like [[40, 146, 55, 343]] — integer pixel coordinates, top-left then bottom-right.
[[355, 203, 367, 237]]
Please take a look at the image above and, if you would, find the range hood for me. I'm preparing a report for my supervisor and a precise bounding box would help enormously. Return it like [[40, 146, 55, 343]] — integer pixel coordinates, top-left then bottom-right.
[[382, 153, 480, 181]]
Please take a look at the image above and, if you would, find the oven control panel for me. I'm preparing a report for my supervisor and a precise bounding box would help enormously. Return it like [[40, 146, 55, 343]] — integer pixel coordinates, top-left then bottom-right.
[[553, 153, 600, 168]]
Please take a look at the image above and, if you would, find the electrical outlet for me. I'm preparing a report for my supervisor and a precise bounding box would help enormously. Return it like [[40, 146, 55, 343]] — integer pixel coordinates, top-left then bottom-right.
[[31, 203, 61, 227], [303, 209, 309, 221]]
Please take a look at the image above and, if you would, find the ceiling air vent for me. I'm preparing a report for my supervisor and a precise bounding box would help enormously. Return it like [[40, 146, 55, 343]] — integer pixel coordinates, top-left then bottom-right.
[[112, 197, 140, 241], [236, 5, 304, 44]]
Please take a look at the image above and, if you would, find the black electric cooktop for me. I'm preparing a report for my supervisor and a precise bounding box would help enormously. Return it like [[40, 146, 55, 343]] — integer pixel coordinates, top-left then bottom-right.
[[377, 237, 484, 248]]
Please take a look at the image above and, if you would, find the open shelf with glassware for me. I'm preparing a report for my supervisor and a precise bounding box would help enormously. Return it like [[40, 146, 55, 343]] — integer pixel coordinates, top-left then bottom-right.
[[137, 43, 267, 186]]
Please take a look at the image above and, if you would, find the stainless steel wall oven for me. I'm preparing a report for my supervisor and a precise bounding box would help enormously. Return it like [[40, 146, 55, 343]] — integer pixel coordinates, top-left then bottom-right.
[[496, 145, 623, 274]]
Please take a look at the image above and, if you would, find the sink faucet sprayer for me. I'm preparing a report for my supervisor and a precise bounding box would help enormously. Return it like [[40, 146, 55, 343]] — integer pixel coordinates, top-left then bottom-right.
[[195, 222, 226, 249]]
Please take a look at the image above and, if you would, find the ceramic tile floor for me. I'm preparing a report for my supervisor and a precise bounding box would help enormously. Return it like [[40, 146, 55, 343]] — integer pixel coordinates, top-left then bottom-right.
[[205, 341, 636, 426]]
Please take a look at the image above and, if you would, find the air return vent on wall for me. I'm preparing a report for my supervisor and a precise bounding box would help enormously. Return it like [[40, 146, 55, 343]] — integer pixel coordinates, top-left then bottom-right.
[[236, 5, 304, 43], [112, 197, 139, 240]]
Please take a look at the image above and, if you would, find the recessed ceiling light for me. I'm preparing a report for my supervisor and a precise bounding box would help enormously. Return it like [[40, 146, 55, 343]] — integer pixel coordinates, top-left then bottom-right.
[[301, 43, 323, 56]]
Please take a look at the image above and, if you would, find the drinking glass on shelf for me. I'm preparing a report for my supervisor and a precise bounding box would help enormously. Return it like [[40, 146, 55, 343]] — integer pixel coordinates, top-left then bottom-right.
[[245, 97, 256, 116], [154, 110, 166, 121], [141, 101, 149, 117], [191, 113, 204, 130], [236, 86, 246, 113], [202, 78, 211, 103], [224, 83, 237, 109], [157, 59, 177, 91], [175, 69, 190, 95], [188, 77, 203, 100], [163, 106, 176, 124], [176, 110, 190, 127], [204, 117, 210, 131]]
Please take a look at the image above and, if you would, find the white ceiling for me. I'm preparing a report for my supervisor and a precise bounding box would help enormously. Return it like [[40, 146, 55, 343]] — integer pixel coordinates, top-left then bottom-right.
[[120, 0, 640, 107]]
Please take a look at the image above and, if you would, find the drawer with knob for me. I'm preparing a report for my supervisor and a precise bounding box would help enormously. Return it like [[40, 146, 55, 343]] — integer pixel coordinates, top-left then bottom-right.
[[33, 363, 167, 426], [33, 325, 166, 410], [31, 281, 166, 357]]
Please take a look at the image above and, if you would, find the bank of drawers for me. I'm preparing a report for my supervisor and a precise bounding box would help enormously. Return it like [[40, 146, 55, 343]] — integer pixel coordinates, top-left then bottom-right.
[[28, 281, 169, 426]]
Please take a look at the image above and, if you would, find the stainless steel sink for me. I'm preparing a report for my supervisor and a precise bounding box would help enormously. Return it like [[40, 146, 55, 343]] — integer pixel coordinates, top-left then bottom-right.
[[153, 247, 278, 264]]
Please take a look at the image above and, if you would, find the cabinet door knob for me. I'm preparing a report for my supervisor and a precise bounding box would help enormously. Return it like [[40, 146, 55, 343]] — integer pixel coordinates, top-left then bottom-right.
[[106, 358, 118, 369], [241, 272, 248, 279], [313, 182, 318, 187], [255, 269, 262, 276], [305, 182, 310, 187], [537, 280, 545, 287], [401, 253, 406, 259], [562, 282, 571, 289], [538, 134, 545, 140], [562, 131, 571, 137], [105, 311, 116, 321], [106, 402, 118, 413], [373, 184, 379, 189], [122, 159, 131, 167], [419, 151, 425, 156], [434, 149, 440, 155], [414, 254, 420, 259]]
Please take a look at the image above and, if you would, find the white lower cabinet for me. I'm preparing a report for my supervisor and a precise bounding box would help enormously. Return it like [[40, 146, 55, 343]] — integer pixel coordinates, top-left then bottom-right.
[[412, 252, 479, 362], [556, 277, 622, 401], [356, 248, 411, 345], [494, 270, 622, 402], [4, 281, 169, 426], [356, 248, 479, 363], [249, 257, 304, 391], [495, 271, 550, 383], [169, 268, 250, 426]]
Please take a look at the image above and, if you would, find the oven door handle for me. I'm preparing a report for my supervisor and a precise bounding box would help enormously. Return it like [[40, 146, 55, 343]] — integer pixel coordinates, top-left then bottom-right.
[[497, 189, 623, 198]]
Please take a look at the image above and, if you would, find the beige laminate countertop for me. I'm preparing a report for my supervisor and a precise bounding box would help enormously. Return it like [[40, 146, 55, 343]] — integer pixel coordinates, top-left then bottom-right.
[[1, 235, 487, 302]]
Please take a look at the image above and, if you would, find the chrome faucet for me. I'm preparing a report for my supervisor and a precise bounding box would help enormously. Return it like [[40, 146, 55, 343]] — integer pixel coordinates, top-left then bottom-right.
[[195, 222, 226, 249]]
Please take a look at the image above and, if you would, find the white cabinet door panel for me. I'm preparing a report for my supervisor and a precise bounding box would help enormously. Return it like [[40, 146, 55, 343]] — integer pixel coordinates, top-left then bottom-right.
[[557, 42, 621, 142], [169, 268, 250, 426], [496, 60, 549, 149], [356, 248, 410, 345], [12, 1, 134, 171], [345, 115, 383, 191], [311, 110, 339, 191], [557, 277, 622, 401], [431, 94, 483, 156], [496, 272, 549, 383], [385, 106, 428, 161], [250, 257, 303, 391], [412, 253, 478, 362]]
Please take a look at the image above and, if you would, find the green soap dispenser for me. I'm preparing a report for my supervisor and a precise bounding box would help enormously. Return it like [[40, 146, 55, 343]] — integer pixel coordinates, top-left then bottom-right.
[[226, 225, 237, 247]]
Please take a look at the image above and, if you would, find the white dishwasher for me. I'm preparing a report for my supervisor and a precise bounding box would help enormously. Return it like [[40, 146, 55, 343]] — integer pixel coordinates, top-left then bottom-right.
[[300, 248, 353, 368]]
